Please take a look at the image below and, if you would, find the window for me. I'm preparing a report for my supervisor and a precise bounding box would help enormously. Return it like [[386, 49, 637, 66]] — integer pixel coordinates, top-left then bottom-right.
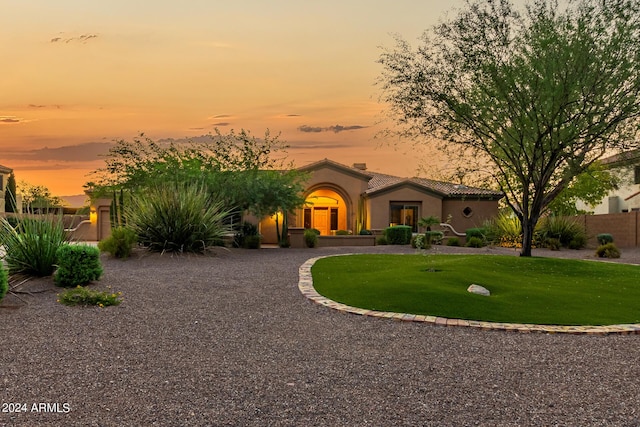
[[330, 208, 338, 231], [635, 166, 640, 184], [462, 207, 473, 218], [304, 208, 312, 229], [389, 203, 419, 232]]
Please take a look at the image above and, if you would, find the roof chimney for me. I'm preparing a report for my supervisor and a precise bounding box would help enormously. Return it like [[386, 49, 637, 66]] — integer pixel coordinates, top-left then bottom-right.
[[352, 162, 367, 171]]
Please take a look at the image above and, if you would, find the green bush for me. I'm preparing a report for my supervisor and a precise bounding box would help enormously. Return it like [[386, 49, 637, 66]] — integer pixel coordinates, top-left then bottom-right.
[[0, 215, 68, 276], [0, 265, 7, 303], [483, 213, 521, 247], [568, 235, 588, 250], [359, 229, 372, 235], [411, 234, 428, 249], [125, 181, 232, 253], [376, 236, 388, 245], [466, 236, 484, 248], [597, 233, 614, 245], [58, 286, 122, 307], [446, 237, 460, 246], [54, 245, 103, 287], [538, 216, 587, 248], [546, 238, 561, 251], [465, 228, 487, 246], [98, 227, 138, 258], [385, 225, 412, 245], [335, 230, 350, 235], [425, 231, 444, 245], [595, 243, 621, 258], [235, 222, 260, 248], [304, 229, 319, 248]]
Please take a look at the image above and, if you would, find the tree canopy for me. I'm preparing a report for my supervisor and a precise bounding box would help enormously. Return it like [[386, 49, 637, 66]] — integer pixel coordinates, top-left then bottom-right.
[[378, 0, 640, 256]]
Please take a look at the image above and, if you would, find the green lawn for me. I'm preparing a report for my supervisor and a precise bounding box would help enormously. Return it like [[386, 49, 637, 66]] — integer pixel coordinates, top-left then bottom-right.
[[311, 254, 640, 326]]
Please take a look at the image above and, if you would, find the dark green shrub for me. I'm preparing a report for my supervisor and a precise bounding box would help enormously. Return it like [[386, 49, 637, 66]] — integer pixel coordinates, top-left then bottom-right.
[[304, 229, 318, 248], [359, 229, 372, 235], [597, 233, 614, 245], [58, 286, 122, 307], [125, 182, 232, 253], [538, 216, 587, 248], [385, 225, 412, 245], [0, 215, 68, 276], [376, 235, 388, 245], [310, 228, 321, 235], [465, 228, 486, 240], [595, 243, 621, 258], [568, 234, 587, 250], [235, 222, 260, 248], [54, 245, 103, 287], [466, 236, 484, 248], [335, 230, 350, 235], [425, 231, 444, 245], [546, 238, 561, 251], [446, 237, 460, 246], [0, 265, 7, 303], [98, 227, 138, 258], [243, 235, 262, 249]]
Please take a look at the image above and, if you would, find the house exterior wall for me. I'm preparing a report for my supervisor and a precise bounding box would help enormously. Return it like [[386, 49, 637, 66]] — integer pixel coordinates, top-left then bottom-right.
[[367, 187, 443, 231], [442, 199, 501, 233]]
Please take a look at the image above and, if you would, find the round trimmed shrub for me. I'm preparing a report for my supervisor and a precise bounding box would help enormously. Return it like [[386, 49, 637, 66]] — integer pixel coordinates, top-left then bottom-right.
[[98, 227, 138, 258], [304, 229, 318, 248], [595, 243, 621, 259], [359, 229, 372, 235], [385, 225, 412, 245], [446, 237, 460, 246], [54, 245, 103, 287], [597, 233, 614, 245], [466, 236, 484, 248]]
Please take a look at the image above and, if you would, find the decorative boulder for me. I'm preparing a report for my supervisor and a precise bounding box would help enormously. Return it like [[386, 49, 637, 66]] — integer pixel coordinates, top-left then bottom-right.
[[467, 284, 490, 297]]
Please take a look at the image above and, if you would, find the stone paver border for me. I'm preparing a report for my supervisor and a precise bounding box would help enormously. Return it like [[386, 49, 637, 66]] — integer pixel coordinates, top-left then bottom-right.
[[298, 254, 640, 335]]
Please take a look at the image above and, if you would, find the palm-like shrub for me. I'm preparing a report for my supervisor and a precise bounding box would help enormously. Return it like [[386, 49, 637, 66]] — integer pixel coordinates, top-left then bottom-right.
[[125, 182, 232, 253], [0, 216, 68, 276], [538, 216, 587, 249]]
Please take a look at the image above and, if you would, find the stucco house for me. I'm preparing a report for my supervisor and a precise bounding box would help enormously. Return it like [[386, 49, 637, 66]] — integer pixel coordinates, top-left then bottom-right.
[[580, 150, 640, 214], [259, 159, 503, 244]]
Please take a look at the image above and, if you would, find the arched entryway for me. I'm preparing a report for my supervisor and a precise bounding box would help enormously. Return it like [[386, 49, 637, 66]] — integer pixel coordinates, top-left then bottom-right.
[[301, 187, 350, 235]]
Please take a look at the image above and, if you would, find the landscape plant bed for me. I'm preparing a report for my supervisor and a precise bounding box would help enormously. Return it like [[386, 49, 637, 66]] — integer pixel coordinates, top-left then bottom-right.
[[311, 254, 640, 326]]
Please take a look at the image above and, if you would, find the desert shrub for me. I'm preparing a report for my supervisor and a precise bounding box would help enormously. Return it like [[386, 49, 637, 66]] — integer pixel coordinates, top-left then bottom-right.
[[0, 215, 68, 276], [385, 225, 412, 245], [595, 243, 621, 258], [466, 236, 484, 248], [125, 181, 232, 253], [425, 231, 444, 245], [597, 233, 614, 245], [465, 227, 487, 243], [538, 216, 587, 248], [376, 236, 388, 245], [98, 227, 138, 258], [484, 213, 521, 247], [568, 234, 588, 250], [546, 238, 561, 251], [58, 286, 122, 307], [359, 229, 372, 235], [335, 230, 350, 235], [411, 234, 428, 249], [54, 245, 103, 287], [235, 222, 260, 249], [0, 265, 7, 303], [446, 237, 460, 246], [304, 229, 318, 248]]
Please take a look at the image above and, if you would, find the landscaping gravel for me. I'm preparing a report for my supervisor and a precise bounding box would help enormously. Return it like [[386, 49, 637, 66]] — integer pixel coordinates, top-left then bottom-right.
[[2, 245, 640, 426]]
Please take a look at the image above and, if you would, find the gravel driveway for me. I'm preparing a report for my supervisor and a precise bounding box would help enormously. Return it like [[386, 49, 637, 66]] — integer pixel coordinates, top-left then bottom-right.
[[1, 245, 640, 426]]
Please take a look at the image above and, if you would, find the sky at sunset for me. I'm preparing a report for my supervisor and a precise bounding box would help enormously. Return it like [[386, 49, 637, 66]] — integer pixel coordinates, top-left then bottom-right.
[[3, 0, 484, 199]]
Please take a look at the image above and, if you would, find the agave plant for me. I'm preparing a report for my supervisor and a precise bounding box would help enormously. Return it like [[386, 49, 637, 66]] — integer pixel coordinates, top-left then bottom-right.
[[125, 181, 233, 253], [0, 215, 69, 276]]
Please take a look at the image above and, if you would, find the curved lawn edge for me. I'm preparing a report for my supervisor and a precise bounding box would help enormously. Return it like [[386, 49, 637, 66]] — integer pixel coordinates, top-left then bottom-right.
[[298, 254, 640, 336]]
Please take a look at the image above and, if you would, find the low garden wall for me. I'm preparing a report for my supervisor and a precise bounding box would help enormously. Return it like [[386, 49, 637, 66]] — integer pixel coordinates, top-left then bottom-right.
[[571, 212, 640, 248]]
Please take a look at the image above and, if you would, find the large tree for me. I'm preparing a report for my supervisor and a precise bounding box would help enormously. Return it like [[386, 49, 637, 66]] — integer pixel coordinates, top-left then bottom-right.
[[378, 0, 640, 256]]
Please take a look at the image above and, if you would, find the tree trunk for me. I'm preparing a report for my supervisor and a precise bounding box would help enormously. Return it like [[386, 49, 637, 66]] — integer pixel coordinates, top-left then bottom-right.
[[520, 218, 536, 257]]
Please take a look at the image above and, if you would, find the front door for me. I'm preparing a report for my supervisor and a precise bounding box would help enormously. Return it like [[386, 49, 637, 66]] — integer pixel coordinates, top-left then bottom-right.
[[313, 208, 329, 235]]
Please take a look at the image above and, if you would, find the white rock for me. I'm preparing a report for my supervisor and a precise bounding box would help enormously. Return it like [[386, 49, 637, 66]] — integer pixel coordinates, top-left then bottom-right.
[[467, 284, 490, 296]]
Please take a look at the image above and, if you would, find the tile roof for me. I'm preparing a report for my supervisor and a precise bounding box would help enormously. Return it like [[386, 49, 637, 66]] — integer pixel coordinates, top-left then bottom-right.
[[365, 172, 502, 198], [0, 164, 12, 174]]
